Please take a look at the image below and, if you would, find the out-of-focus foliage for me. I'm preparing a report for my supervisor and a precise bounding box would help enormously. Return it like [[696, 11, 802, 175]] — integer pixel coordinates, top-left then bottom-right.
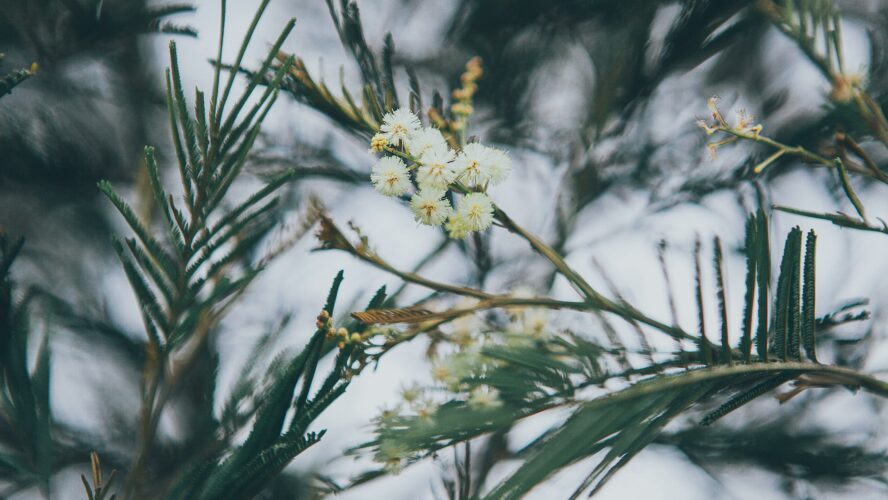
[[3, 0, 888, 499]]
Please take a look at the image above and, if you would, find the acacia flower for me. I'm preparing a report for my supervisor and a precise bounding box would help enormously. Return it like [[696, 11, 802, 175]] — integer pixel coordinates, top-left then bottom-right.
[[457, 192, 494, 231], [432, 350, 484, 391], [380, 108, 421, 147], [519, 308, 550, 339], [416, 148, 458, 190], [486, 147, 512, 185], [406, 126, 447, 157], [400, 383, 423, 404], [467, 386, 502, 409], [371, 156, 411, 197], [369, 133, 388, 153], [376, 439, 410, 473], [431, 362, 454, 386], [410, 188, 452, 226], [413, 398, 438, 420], [446, 297, 483, 347], [453, 143, 494, 186], [445, 213, 472, 239], [450, 102, 474, 116]]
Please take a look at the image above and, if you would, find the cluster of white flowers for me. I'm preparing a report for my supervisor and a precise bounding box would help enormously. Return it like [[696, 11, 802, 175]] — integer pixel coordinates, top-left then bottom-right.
[[431, 348, 488, 391], [505, 286, 552, 341], [369, 108, 512, 238], [467, 386, 502, 409]]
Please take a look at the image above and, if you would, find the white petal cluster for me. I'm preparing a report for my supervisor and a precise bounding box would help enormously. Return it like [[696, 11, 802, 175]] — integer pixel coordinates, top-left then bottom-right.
[[407, 126, 448, 158], [432, 349, 486, 391], [380, 108, 421, 147], [370, 156, 411, 197], [410, 189, 452, 226], [416, 148, 458, 190], [445, 214, 472, 239], [457, 192, 494, 231], [452, 143, 511, 188], [467, 386, 502, 409], [486, 147, 512, 185], [367, 107, 513, 238]]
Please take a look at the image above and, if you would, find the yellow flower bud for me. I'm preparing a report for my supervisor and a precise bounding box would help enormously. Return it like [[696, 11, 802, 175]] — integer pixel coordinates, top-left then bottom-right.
[[369, 133, 388, 153]]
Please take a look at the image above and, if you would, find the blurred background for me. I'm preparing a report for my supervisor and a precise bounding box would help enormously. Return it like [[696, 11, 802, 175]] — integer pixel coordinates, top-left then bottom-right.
[[3, 0, 888, 498]]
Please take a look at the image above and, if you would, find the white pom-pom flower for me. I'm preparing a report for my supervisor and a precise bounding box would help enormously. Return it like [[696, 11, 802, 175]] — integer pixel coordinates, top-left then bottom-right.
[[416, 148, 458, 190], [486, 147, 512, 185], [407, 127, 447, 157], [457, 192, 494, 231], [380, 108, 421, 147], [370, 156, 411, 197], [445, 213, 472, 239], [467, 386, 502, 409], [453, 143, 494, 186], [410, 188, 452, 226]]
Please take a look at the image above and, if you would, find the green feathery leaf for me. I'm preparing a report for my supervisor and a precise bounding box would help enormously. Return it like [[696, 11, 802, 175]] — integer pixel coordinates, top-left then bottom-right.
[[694, 238, 713, 365], [713, 236, 731, 365], [740, 213, 758, 362], [802, 230, 818, 362], [755, 209, 771, 361]]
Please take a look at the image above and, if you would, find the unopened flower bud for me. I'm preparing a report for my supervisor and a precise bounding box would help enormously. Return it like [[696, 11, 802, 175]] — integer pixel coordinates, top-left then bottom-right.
[[369, 133, 388, 153]]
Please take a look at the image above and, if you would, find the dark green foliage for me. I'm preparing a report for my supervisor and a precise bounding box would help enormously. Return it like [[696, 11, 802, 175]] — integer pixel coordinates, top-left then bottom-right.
[[167, 272, 366, 500], [81, 452, 117, 500], [352, 217, 840, 497], [787, 230, 803, 361], [740, 214, 757, 362], [88, 2, 369, 497], [4, 0, 886, 498], [802, 231, 818, 362], [699, 374, 795, 426], [0, 236, 52, 495], [713, 237, 731, 365], [0, 58, 33, 97], [664, 420, 888, 485], [755, 209, 771, 361], [693, 238, 713, 365], [773, 227, 808, 362], [774, 228, 800, 360], [99, 3, 298, 354], [483, 378, 715, 499]]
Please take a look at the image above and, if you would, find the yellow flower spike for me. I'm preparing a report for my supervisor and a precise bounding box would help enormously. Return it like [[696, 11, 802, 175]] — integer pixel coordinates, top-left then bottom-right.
[[451, 88, 471, 100], [464, 56, 483, 79], [451, 102, 474, 116]]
